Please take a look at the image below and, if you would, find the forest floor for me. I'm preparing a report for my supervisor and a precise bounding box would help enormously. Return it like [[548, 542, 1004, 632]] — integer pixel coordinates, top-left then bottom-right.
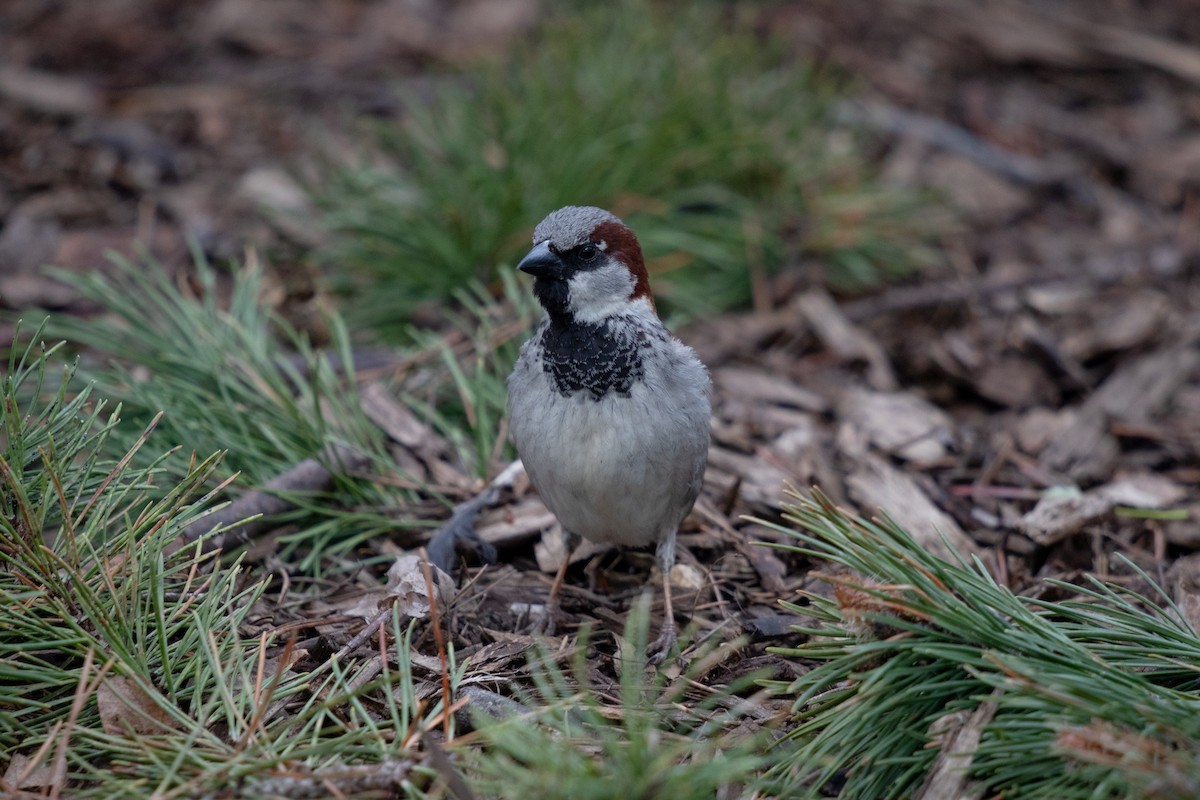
[[1, 0, 1198, 792]]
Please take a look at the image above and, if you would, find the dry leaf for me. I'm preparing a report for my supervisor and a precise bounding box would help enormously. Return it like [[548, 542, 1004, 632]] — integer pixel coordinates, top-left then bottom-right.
[[2, 752, 56, 790], [381, 555, 456, 618], [96, 676, 179, 735]]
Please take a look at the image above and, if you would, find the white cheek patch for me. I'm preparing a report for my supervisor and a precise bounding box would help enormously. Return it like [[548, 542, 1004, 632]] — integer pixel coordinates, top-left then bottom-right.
[[567, 262, 636, 324]]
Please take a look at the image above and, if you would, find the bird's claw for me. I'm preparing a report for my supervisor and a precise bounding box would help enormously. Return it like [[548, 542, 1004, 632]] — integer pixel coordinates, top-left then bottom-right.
[[532, 598, 562, 637], [646, 621, 677, 666]]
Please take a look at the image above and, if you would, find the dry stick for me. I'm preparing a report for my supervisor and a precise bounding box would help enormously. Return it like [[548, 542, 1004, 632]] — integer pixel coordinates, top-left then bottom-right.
[[334, 606, 393, 663], [178, 443, 371, 552], [251, 759, 417, 799], [425, 737, 479, 800], [238, 632, 297, 751], [835, 100, 1070, 188], [49, 650, 112, 800], [74, 412, 163, 531], [420, 551, 453, 740]]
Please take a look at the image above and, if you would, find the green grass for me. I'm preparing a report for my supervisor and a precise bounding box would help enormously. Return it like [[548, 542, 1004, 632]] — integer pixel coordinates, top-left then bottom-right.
[[756, 490, 1200, 799], [318, 0, 942, 336], [461, 603, 770, 800], [6, 306, 1199, 797], [42, 253, 447, 570], [0, 327, 448, 796]]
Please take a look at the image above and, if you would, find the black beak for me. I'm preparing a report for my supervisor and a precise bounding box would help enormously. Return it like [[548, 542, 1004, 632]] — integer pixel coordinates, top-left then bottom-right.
[[517, 241, 563, 279]]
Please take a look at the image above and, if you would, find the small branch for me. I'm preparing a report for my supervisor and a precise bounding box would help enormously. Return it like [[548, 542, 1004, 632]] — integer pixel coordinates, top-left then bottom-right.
[[178, 443, 371, 551], [420, 552, 453, 739], [836, 100, 1069, 188], [248, 758, 416, 799]]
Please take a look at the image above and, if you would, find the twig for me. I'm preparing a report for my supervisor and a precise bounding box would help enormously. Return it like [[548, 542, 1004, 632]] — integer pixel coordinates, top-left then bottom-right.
[[178, 443, 371, 551], [249, 759, 416, 799], [836, 99, 1070, 188], [421, 551, 453, 739], [839, 251, 1183, 323], [426, 738, 478, 800], [333, 606, 393, 663]]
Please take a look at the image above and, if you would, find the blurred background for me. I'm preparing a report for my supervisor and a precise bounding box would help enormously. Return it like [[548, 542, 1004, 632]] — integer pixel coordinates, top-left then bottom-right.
[[3, 0, 1193, 335]]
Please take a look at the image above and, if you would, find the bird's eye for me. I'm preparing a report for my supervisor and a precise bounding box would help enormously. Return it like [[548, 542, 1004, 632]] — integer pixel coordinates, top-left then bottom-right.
[[578, 243, 599, 262]]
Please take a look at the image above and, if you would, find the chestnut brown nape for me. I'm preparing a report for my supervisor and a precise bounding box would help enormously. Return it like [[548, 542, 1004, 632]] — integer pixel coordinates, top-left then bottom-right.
[[592, 219, 654, 308]]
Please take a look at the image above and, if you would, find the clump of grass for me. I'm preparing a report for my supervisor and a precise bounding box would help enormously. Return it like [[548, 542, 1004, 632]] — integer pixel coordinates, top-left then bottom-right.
[[319, 0, 941, 336], [400, 270, 539, 480], [0, 327, 448, 796], [461, 603, 770, 800], [37, 245, 549, 569], [756, 490, 1200, 799], [44, 253, 435, 569]]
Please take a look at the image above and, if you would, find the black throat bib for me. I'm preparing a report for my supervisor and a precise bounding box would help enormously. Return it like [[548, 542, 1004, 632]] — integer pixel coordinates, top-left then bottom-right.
[[538, 316, 646, 401]]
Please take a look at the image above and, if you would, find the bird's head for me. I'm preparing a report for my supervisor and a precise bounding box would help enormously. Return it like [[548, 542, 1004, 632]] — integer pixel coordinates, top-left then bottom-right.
[[517, 206, 654, 324]]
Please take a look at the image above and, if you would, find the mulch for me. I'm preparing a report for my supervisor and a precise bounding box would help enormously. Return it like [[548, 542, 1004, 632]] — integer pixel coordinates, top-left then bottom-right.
[[2, 0, 1198, 733]]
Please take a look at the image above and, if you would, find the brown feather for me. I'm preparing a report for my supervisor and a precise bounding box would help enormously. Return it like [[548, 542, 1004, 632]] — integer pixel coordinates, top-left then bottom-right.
[[593, 219, 655, 311]]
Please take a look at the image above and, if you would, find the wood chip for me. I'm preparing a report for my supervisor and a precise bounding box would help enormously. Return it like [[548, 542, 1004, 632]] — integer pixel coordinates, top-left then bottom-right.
[[96, 676, 179, 736], [1040, 406, 1119, 481], [845, 451, 978, 560], [1018, 474, 1187, 545], [923, 151, 1028, 221], [794, 289, 898, 390], [975, 354, 1058, 409], [1060, 293, 1168, 360], [841, 388, 954, 462], [0, 64, 99, 116], [1018, 488, 1114, 546], [1089, 344, 1199, 422], [706, 447, 792, 511], [739, 540, 789, 596], [374, 555, 457, 619], [1, 753, 55, 790], [914, 697, 998, 800], [476, 496, 557, 549], [361, 381, 472, 490], [1167, 554, 1200, 634], [670, 562, 706, 590], [533, 526, 607, 573], [458, 684, 531, 722], [1165, 507, 1200, 549], [713, 366, 826, 412], [1014, 407, 1070, 455], [1044, 343, 1198, 479], [361, 381, 440, 451]]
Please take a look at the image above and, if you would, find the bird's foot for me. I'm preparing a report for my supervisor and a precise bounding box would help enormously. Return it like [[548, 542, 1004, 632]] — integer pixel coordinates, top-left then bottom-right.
[[646, 620, 677, 666], [532, 597, 562, 637]]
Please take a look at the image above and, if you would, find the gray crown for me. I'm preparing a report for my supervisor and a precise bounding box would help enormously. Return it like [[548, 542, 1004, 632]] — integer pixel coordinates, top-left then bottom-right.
[[532, 206, 622, 250]]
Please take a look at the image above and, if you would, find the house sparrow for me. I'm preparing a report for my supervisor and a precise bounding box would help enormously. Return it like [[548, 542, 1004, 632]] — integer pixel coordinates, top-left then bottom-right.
[[507, 206, 711, 662]]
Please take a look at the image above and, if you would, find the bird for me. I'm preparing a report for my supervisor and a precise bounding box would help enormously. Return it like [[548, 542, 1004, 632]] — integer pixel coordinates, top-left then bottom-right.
[[506, 205, 711, 662]]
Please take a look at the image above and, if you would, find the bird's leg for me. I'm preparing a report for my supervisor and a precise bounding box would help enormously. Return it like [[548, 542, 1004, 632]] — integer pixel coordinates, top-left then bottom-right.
[[647, 531, 678, 665], [537, 529, 580, 636]]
